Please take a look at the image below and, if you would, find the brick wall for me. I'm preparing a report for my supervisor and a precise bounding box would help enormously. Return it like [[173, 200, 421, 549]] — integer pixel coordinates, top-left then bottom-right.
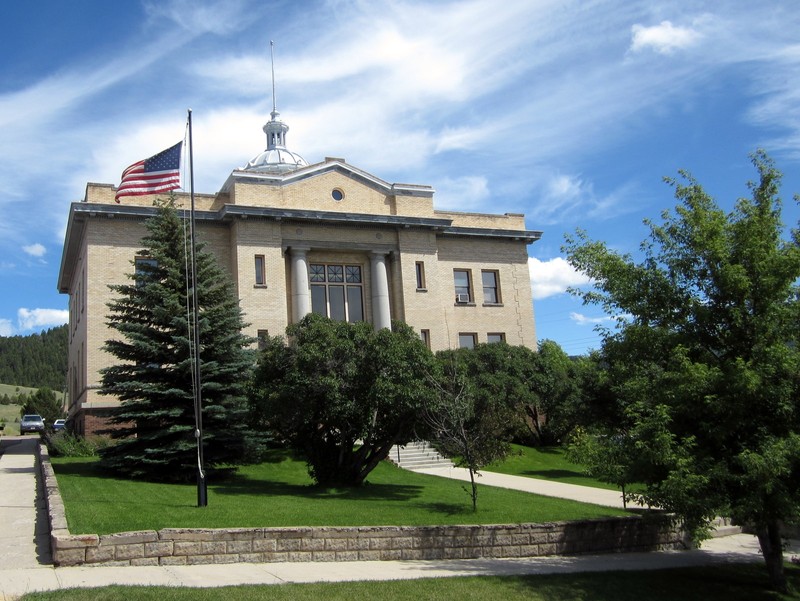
[[39, 445, 687, 568]]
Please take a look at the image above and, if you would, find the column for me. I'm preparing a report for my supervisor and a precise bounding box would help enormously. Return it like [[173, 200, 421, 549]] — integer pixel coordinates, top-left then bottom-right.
[[290, 247, 311, 322], [370, 252, 391, 330]]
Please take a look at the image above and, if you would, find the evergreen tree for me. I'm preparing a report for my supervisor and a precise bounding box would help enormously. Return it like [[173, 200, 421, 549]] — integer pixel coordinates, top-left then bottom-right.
[[21, 387, 64, 425], [0, 325, 67, 390], [100, 196, 255, 481]]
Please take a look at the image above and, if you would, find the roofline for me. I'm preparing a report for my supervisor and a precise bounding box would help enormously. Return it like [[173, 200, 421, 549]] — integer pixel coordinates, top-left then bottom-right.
[[58, 202, 540, 292], [219, 157, 435, 198]]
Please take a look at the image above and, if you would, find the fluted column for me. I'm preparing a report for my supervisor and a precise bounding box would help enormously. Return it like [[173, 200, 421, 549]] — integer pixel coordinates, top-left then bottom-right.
[[290, 247, 311, 322], [370, 252, 391, 330]]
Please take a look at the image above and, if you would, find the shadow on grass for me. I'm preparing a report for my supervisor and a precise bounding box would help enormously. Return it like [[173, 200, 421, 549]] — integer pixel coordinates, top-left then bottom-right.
[[520, 468, 595, 481], [211, 469, 425, 503]]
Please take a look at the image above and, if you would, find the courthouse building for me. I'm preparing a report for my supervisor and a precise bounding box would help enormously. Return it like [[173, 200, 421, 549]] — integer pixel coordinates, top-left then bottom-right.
[[58, 107, 541, 434]]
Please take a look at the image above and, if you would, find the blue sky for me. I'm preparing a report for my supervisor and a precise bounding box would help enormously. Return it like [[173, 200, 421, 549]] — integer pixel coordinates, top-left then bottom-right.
[[1, 0, 799, 355]]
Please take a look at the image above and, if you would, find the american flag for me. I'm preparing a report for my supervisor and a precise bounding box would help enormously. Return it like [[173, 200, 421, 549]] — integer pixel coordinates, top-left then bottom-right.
[[115, 141, 183, 203]]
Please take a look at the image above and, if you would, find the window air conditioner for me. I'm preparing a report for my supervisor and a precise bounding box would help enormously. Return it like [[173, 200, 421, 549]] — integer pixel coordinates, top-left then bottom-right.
[[456, 293, 470, 303]]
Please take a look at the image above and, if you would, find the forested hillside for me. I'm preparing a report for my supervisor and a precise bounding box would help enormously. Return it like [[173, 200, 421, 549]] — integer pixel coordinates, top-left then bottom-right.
[[0, 325, 67, 390]]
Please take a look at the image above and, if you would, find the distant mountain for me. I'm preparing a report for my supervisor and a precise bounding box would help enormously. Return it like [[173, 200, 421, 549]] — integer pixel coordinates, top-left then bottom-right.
[[0, 325, 67, 391]]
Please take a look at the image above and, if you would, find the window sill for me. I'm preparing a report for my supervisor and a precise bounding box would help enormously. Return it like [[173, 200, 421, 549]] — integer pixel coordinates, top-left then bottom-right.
[[254, 284, 268, 289], [454, 302, 477, 307], [416, 288, 428, 293], [482, 302, 504, 308]]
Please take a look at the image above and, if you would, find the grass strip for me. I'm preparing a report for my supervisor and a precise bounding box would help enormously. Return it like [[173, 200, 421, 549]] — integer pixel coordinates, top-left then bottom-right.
[[52, 450, 628, 535], [18, 563, 800, 601]]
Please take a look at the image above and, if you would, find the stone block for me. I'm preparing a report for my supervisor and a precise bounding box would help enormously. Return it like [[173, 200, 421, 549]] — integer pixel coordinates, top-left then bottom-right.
[[131, 558, 159, 566], [174, 541, 203, 556], [53, 534, 99, 549], [358, 550, 381, 561], [311, 551, 337, 562], [300, 537, 325, 551], [200, 541, 226, 555], [253, 538, 277, 553], [144, 541, 173, 557], [324, 537, 348, 551], [287, 552, 312, 562], [115, 544, 145, 561], [276, 538, 302, 552], [100, 531, 157, 545], [54, 548, 87, 566], [213, 554, 240, 564], [226, 540, 253, 554], [159, 528, 216, 541], [334, 551, 359, 561], [239, 553, 265, 563], [213, 528, 263, 541], [159, 555, 188, 566], [346, 537, 370, 551], [85, 545, 116, 563]]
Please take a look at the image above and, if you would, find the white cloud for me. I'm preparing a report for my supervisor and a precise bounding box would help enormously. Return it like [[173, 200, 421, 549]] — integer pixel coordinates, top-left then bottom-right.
[[528, 257, 592, 300], [0, 319, 13, 337], [434, 176, 490, 211], [22, 243, 46, 258], [570, 311, 632, 327], [526, 172, 637, 226], [570, 312, 613, 326], [17, 308, 68, 331], [630, 20, 701, 55]]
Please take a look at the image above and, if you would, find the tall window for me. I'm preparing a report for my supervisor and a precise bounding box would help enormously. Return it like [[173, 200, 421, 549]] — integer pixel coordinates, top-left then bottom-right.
[[415, 261, 426, 290], [254, 255, 266, 286], [487, 333, 506, 344], [458, 333, 477, 349], [453, 269, 472, 303], [135, 257, 158, 288], [310, 263, 364, 322], [482, 270, 501, 304], [420, 329, 431, 349]]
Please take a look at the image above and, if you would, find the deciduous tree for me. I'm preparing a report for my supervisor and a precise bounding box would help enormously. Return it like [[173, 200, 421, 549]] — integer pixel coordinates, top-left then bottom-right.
[[563, 151, 800, 591], [250, 314, 436, 486]]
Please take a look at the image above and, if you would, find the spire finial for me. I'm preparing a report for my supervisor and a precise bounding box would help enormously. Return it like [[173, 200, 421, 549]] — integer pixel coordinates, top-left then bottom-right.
[[270, 40, 278, 121]]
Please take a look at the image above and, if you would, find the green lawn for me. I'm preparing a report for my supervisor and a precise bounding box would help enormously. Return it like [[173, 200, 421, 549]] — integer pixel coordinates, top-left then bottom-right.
[[52, 450, 629, 535], [18, 563, 800, 601], [486, 444, 623, 491]]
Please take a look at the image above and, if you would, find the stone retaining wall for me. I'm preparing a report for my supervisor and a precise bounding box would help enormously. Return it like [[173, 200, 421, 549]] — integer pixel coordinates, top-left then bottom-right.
[[38, 444, 687, 567]]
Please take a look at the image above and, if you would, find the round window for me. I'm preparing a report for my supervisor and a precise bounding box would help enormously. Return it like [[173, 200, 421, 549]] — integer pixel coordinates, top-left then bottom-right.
[[331, 188, 344, 201]]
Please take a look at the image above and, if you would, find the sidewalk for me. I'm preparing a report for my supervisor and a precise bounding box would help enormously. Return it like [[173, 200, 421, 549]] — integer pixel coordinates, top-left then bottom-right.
[[413, 465, 627, 508], [0, 436, 795, 600]]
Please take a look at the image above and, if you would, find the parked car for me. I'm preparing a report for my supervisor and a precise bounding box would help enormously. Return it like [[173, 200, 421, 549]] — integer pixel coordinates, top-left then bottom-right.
[[52, 419, 67, 432], [20, 414, 45, 435]]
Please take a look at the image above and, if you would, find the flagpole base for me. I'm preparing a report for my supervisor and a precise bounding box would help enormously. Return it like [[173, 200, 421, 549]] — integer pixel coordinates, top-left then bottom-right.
[[197, 473, 208, 507]]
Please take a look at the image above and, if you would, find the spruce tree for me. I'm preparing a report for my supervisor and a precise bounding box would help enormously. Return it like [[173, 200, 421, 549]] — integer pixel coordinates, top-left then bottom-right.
[[100, 196, 254, 481]]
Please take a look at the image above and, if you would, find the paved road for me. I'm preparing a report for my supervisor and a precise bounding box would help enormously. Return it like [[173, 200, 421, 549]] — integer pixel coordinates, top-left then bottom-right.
[[0, 435, 796, 600]]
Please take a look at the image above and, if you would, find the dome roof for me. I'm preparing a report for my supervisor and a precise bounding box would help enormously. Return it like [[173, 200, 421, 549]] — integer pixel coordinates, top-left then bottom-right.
[[242, 110, 308, 174], [245, 147, 308, 172]]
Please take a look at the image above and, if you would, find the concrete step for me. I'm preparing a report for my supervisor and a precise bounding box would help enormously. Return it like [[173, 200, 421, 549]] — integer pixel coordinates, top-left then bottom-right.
[[710, 517, 742, 538], [389, 441, 454, 470]]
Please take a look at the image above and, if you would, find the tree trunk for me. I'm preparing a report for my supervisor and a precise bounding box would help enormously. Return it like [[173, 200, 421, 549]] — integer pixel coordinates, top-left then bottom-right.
[[755, 520, 787, 593], [524, 404, 544, 444]]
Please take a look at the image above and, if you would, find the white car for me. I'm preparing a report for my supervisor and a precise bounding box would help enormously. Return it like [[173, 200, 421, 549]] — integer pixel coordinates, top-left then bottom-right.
[[20, 414, 45, 435]]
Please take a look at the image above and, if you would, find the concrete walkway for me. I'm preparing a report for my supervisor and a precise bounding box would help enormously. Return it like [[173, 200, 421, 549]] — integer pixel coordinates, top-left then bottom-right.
[[413, 465, 628, 508], [0, 436, 796, 600]]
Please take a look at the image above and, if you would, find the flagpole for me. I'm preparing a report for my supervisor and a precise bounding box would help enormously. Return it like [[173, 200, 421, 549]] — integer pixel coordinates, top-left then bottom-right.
[[188, 108, 207, 507]]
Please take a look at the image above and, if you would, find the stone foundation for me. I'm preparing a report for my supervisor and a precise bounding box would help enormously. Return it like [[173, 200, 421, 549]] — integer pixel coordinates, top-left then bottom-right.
[[38, 444, 687, 567]]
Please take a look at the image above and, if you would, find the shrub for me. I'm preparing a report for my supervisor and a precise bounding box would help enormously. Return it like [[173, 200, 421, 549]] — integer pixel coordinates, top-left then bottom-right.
[[46, 432, 108, 458]]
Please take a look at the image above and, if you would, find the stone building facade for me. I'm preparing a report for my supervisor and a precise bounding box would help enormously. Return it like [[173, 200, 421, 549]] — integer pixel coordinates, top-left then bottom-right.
[[58, 108, 541, 434]]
